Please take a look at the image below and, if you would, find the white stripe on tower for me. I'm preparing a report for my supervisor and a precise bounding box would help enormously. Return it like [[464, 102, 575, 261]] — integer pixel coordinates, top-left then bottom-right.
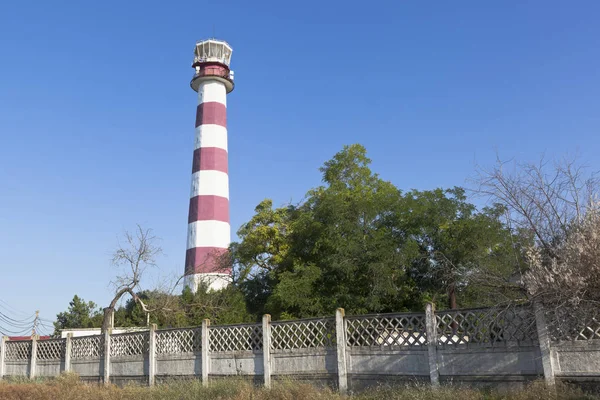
[[184, 80, 231, 292]]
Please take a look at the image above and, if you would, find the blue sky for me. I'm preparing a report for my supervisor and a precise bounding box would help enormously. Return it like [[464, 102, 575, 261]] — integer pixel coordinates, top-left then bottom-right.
[[1, 1, 599, 333]]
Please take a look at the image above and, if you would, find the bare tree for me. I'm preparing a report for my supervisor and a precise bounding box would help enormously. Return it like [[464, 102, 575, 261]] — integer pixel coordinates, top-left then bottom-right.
[[525, 203, 600, 302], [525, 203, 600, 336], [474, 153, 598, 256], [101, 224, 163, 333], [100, 224, 237, 332], [473, 153, 600, 320]]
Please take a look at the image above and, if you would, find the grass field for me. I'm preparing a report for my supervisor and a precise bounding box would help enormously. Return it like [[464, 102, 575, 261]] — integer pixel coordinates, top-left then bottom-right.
[[0, 374, 598, 400]]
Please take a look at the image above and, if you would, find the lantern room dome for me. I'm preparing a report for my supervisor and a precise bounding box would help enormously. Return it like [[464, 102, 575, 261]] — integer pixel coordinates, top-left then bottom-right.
[[193, 39, 232, 67]]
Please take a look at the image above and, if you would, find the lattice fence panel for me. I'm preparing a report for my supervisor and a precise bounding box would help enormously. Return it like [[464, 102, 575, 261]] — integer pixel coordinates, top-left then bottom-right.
[[111, 332, 149, 357], [545, 308, 600, 341], [436, 306, 537, 345], [37, 339, 66, 360], [5, 341, 32, 361], [209, 324, 262, 352], [156, 328, 202, 354], [71, 335, 103, 359], [271, 318, 336, 350], [346, 313, 426, 347]]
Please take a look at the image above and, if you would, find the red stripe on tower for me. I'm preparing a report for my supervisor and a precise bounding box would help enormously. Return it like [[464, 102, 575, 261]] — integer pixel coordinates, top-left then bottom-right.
[[188, 195, 230, 223], [192, 147, 228, 174], [185, 247, 230, 276], [195, 102, 227, 127]]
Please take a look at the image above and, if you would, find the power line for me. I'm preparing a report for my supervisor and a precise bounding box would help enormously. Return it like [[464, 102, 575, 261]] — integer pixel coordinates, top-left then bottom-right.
[[0, 312, 35, 324], [39, 319, 54, 328], [37, 322, 54, 336], [0, 313, 36, 332], [0, 315, 36, 334], [0, 300, 57, 337], [1, 297, 57, 321], [0, 299, 34, 318], [0, 318, 33, 330], [0, 323, 34, 336]]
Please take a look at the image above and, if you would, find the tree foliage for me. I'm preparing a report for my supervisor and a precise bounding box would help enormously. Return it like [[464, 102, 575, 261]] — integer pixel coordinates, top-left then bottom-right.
[[54, 144, 540, 332], [400, 188, 527, 308], [54, 285, 253, 333], [53, 295, 103, 335], [55, 226, 252, 334], [233, 144, 524, 318]]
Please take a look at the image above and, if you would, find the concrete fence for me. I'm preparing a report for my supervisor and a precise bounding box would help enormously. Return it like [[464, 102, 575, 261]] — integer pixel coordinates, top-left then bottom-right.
[[1, 303, 600, 393]]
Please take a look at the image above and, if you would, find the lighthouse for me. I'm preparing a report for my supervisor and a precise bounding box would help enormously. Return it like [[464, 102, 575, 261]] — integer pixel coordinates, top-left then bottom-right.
[[184, 39, 234, 292]]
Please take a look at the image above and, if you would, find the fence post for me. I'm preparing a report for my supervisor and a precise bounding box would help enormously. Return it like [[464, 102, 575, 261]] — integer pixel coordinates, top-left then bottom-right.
[[533, 301, 556, 385], [103, 329, 111, 385], [335, 308, 348, 395], [64, 333, 72, 373], [148, 324, 157, 386], [262, 314, 272, 388], [0, 336, 6, 380], [201, 319, 210, 386], [425, 303, 440, 387], [29, 335, 38, 379]]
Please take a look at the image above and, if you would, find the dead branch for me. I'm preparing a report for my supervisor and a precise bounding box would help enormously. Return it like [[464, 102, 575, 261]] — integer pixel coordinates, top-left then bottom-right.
[[473, 153, 599, 256], [101, 224, 163, 333]]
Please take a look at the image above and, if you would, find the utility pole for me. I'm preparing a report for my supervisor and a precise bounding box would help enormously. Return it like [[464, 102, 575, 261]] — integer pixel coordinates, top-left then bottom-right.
[[31, 310, 39, 337]]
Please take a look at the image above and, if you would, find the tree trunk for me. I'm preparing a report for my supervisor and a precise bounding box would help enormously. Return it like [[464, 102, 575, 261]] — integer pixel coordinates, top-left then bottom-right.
[[101, 307, 114, 334], [449, 284, 458, 333], [101, 287, 130, 334], [101, 287, 150, 334], [449, 284, 457, 309]]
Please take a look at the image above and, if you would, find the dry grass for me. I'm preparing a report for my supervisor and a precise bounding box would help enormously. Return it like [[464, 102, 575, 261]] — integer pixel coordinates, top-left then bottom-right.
[[353, 380, 597, 400], [0, 374, 597, 400]]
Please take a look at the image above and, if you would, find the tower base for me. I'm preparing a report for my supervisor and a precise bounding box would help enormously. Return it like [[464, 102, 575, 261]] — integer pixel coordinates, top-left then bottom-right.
[[184, 273, 232, 293]]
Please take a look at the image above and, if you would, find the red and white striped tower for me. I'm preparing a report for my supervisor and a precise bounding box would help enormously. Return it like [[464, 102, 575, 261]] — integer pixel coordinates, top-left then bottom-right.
[[184, 39, 235, 293]]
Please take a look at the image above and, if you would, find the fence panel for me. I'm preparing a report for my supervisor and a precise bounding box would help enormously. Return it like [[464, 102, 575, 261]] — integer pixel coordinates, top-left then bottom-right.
[[37, 339, 65, 360], [209, 323, 262, 352], [5, 340, 32, 361], [346, 313, 427, 347], [71, 335, 103, 359], [156, 327, 202, 355], [436, 305, 537, 346], [110, 332, 149, 357], [545, 308, 600, 341], [271, 317, 336, 350]]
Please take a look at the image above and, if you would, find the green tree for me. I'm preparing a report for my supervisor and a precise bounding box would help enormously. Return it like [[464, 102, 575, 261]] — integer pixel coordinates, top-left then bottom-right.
[[55, 145, 531, 333], [400, 188, 526, 309], [111, 286, 254, 329], [112, 289, 183, 328], [233, 144, 420, 318], [180, 284, 254, 326], [274, 144, 417, 317], [232, 144, 527, 317], [232, 199, 297, 317], [53, 295, 103, 335]]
